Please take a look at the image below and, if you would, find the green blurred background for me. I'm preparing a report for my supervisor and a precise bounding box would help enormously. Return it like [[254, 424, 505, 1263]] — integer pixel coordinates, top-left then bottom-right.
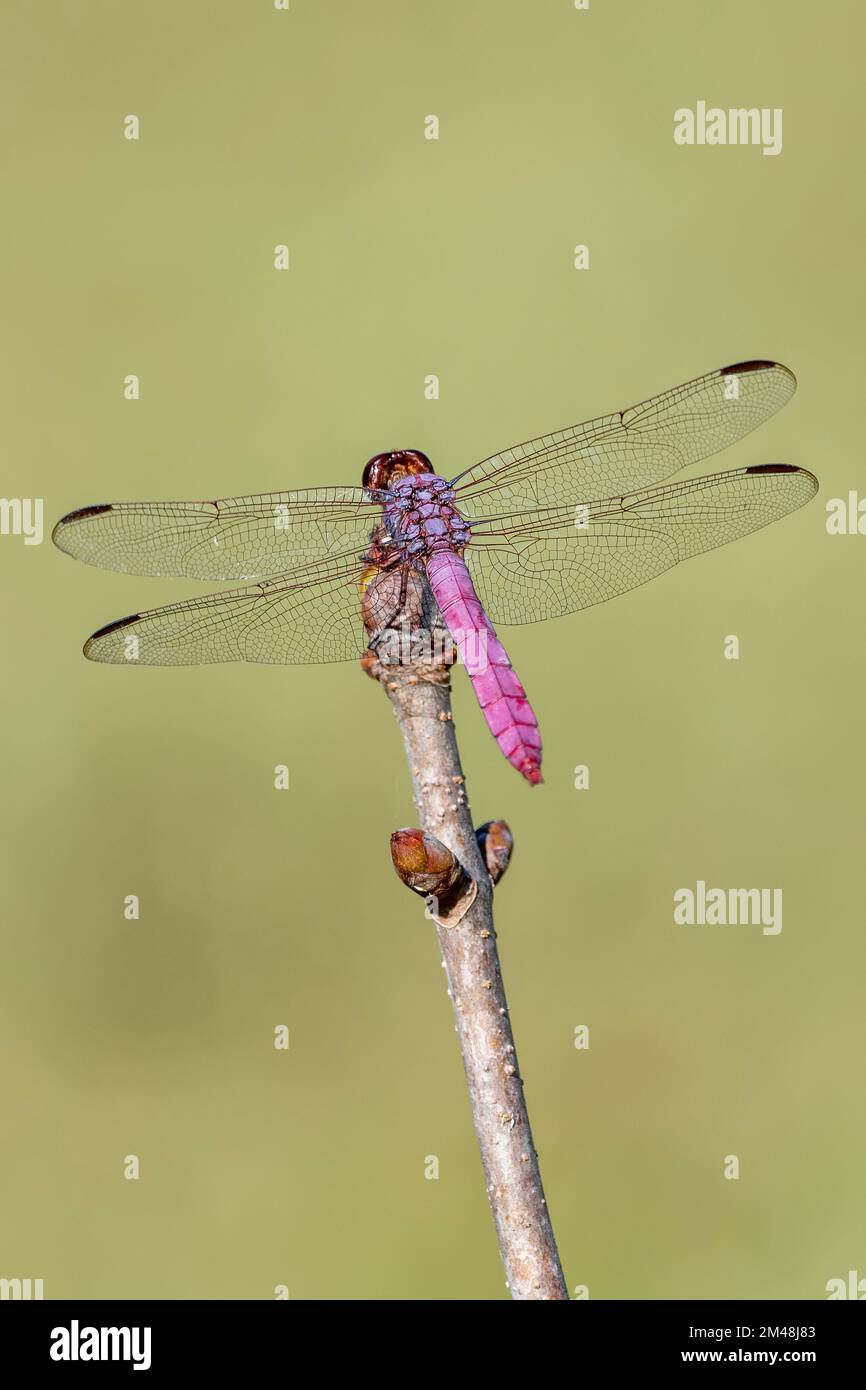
[[1, 1, 863, 1300]]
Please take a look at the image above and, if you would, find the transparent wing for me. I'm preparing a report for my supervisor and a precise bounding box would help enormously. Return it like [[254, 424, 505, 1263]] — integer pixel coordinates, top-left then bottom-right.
[[53, 487, 379, 581], [453, 361, 796, 518], [81, 557, 382, 666], [464, 464, 817, 626]]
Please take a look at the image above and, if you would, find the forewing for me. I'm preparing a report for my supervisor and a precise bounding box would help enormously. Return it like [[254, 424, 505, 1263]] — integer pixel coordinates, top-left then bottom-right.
[[53, 487, 378, 580], [453, 361, 796, 518], [464, 464, 817, 626]]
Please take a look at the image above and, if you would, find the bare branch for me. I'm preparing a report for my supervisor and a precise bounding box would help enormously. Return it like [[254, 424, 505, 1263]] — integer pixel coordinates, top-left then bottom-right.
[[364, 617, 568, 1300]]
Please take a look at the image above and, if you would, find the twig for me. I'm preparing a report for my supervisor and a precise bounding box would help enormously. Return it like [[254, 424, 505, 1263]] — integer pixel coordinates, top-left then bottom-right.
[[363, 614, 568, 1300]]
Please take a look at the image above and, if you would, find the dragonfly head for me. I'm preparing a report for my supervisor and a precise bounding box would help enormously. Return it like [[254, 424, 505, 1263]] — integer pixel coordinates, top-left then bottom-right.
[[363, 450, 434, 492]]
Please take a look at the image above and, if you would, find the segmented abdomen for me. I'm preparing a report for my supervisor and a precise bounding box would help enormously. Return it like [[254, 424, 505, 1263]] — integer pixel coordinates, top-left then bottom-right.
[[424, 548, 543, 785]]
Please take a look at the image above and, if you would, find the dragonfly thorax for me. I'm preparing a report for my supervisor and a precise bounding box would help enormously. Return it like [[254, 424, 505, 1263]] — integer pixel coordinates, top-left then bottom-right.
[[382, 472, 471, 559]]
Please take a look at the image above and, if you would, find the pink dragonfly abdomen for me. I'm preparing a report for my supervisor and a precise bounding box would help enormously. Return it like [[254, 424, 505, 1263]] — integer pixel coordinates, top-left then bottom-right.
[[425, 548, 543, 786]]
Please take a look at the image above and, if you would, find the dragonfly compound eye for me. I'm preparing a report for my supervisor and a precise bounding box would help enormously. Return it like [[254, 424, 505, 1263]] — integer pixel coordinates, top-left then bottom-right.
[[362, 450, 434, 490]]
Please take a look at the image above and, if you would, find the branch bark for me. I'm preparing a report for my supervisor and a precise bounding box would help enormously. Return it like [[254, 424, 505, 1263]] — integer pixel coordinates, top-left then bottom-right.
[[364, 630, 568, 1300]]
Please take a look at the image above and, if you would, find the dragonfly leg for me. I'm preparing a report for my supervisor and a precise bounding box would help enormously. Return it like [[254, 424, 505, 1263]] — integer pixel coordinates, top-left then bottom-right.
[[368, 565, 412, 650]]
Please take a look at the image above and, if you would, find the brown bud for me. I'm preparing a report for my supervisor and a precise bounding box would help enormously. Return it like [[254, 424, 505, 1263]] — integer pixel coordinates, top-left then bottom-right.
[[390, 828, 457, 893], [476, 820, 514, 885], [389, 828, 477, 926]]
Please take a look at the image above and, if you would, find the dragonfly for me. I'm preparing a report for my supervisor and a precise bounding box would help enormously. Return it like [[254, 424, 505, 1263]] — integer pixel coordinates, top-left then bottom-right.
[[53, 360, 817, 786]]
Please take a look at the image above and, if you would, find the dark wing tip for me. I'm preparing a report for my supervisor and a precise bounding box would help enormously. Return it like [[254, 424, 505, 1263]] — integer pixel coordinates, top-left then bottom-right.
[[719, 359, 777, 374], [53, 503, 113, 547], [719, 359, 795, 383], [84, 613, 141, 659], [89, 614, 141, 640], [746, 462, 819, 493]]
